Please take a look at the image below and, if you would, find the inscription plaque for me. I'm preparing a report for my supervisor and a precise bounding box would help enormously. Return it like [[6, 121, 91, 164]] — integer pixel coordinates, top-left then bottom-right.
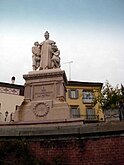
[[33, 85, 54, 100]]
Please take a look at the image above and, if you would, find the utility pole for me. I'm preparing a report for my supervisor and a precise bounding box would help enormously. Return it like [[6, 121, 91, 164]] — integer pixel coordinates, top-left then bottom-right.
[[64, 61, 73, 81]]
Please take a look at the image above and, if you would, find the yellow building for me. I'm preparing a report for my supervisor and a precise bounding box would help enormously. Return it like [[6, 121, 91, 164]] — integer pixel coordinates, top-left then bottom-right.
[[0, 82, 24, 122], [66, 81, 104, 123]]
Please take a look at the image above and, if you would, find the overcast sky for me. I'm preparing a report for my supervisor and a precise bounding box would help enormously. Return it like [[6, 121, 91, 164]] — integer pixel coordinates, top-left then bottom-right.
[[0, 0, 124, 86]]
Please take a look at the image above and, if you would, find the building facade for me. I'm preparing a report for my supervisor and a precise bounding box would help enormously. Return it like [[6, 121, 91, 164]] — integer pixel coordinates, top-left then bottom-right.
[[0, 82, 24, 122], [66, 81, 104, 123], [0, 80, 104, 123]]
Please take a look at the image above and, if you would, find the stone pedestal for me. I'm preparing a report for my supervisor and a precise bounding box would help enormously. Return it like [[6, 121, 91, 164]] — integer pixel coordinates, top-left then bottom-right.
[[14, 69, 70, 122]]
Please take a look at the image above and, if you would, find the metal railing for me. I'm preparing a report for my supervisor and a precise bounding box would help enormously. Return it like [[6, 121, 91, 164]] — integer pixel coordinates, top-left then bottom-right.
[[85, 115, 98, 120], [72, 115, 98, 121]]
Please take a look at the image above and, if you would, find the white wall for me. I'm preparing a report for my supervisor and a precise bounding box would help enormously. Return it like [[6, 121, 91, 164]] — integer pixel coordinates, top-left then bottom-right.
[[0, 93, 24, 122]]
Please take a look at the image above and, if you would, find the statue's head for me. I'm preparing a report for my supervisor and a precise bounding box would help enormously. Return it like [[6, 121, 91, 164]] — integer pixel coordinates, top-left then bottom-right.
[[44, 31, 49, 40], [34, 41, 39, 46]]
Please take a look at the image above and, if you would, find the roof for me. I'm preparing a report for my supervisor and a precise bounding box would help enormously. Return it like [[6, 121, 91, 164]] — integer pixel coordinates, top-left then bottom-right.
[[67, 81, 103, 88], [0, 82, 24, 96], [0, 80, 103, 96]]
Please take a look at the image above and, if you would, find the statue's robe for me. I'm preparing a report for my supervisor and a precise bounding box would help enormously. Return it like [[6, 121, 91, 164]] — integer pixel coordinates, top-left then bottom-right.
[[40, 40, 55, 69]]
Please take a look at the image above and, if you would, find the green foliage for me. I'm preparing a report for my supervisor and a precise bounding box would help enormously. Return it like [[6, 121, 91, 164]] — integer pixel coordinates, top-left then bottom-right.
[[94, 81, 124, 110], [0, 139, 69, 165], [0, 139, 46, 165]]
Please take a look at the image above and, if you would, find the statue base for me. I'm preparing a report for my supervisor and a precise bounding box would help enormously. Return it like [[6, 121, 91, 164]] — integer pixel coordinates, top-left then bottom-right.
[[14, 69, 70, 122]]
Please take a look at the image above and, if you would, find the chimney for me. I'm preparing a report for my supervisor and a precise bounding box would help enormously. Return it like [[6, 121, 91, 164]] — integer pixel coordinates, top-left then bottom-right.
[[11, 76, 15, 84]]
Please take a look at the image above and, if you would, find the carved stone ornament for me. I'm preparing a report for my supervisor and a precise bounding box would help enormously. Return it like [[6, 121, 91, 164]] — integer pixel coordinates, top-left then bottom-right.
[[33, 102, 49, 117]]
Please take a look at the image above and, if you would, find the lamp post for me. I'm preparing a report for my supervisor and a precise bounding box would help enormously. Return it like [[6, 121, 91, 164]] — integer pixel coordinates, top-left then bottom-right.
[[5, 111, 8, 121]]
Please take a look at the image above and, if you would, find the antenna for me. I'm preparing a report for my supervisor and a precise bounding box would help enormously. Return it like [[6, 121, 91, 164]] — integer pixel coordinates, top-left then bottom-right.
[[64, 61, 73, 81]]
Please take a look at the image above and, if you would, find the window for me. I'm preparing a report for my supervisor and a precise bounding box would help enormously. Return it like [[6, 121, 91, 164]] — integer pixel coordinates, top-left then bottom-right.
[[86, 107, 96, 120], [82, 90, 94, 103], [70, 106, 80, 118], [68, 89, 78, 99]]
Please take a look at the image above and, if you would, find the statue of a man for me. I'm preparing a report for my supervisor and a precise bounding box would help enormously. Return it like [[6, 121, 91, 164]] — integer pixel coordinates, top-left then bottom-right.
[[39, 31, 56, 70], [32, 41, 41, 70]]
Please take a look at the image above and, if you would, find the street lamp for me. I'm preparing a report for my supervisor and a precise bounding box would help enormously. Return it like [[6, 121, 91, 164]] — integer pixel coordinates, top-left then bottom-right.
[[5, 111, 8, 121]]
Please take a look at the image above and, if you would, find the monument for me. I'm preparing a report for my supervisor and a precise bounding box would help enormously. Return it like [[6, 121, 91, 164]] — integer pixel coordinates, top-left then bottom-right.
[[14, 31, 70, 122]]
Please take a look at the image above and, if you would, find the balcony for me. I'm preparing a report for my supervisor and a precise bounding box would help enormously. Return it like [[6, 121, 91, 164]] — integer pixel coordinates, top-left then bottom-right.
[[82, 115, 99, 123]]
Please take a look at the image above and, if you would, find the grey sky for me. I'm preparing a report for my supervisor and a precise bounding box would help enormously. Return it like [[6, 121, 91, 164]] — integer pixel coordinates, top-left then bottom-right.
[[0, 0, 124, 86]]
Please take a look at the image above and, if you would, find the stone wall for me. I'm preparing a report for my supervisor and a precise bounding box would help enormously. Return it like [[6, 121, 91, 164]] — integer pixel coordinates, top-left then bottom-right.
[[0, 121, 124, 165]]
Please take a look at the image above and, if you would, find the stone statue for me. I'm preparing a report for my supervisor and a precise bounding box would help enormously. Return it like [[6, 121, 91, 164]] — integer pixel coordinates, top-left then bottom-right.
[[51, 44, 60, 68], [32, 41, 41, 70], [39, 31, 60, 70]]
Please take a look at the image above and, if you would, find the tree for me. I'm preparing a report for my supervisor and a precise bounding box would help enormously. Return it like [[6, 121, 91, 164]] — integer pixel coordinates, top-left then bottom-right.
[[94, 81, 123, 111]]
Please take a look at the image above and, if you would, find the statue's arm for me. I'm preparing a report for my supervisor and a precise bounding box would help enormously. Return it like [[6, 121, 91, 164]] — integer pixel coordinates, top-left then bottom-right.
[[32, 47, 38, 55], [53, 50, 60, 56], [48, 40, 56, 45]]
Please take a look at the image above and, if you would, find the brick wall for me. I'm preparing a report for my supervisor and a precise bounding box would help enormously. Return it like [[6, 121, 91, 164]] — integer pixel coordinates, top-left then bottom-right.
[[0, 121, 124, 165], [29, 136, 124, 165]]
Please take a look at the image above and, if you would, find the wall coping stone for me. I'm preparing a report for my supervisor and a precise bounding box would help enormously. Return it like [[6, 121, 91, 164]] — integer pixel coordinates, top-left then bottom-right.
[[0, 121, 124, 140]]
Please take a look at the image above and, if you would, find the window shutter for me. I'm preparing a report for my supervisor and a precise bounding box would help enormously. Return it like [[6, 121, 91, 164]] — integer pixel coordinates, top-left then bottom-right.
[[68, 89, 71, 98], [75, 89, 79, 99]]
